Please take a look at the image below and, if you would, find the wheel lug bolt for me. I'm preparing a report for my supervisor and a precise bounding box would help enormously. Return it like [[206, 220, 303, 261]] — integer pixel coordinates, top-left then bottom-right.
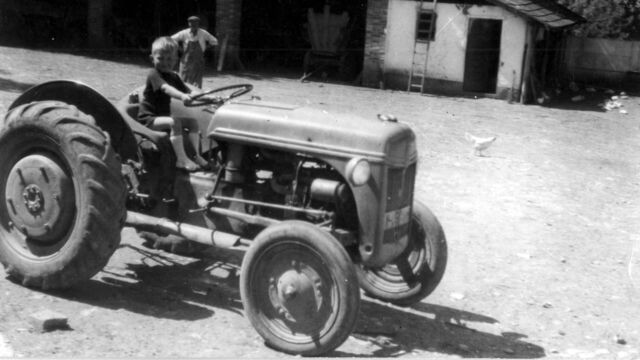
[[7, 199, 16, 214], [16, 169, 25, 183], [40, 167, 49, 182]]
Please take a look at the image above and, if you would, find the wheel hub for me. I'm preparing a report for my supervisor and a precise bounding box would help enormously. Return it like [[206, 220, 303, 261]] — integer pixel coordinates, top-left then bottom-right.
[[5, 154, 75, 243], [271, 264, 323, 323], [23, 184, 45, 214]]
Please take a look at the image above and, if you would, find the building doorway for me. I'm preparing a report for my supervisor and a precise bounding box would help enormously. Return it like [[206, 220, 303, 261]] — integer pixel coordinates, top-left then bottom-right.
[[463, 18, 502, 93], [240, 0, 366, 81]]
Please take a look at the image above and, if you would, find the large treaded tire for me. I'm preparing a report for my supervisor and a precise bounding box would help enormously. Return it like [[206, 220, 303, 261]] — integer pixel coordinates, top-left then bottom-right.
[[357, 200, 447, 306], [240, 221, 360, 356], [0, 101, 126, 289]]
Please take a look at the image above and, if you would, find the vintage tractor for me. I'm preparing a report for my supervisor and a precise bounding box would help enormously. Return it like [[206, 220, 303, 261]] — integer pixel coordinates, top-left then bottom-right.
[[0, 80, 447, 356]]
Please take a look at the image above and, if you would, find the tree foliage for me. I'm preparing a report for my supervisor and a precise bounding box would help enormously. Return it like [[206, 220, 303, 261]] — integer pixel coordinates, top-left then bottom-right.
[[557, 0, 640, 39]]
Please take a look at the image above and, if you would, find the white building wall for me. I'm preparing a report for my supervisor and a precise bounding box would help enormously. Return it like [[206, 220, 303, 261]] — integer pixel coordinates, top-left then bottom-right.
[[384, 0, 528, 97]]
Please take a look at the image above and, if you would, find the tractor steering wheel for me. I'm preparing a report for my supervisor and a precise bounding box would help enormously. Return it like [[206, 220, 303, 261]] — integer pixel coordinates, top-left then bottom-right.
[[187, 84, 253, 107]]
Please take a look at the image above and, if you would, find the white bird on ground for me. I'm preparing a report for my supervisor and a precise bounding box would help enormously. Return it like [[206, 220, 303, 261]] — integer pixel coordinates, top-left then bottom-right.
[[465, 132, 497, 157]]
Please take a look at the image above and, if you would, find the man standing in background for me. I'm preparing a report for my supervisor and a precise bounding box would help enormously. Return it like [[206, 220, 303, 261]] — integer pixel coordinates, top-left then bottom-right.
[[171, 16, 218, 88]]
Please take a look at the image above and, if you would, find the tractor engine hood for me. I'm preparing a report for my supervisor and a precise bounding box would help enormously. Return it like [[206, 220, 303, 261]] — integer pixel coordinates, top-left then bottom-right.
[[208, 100, 416, 165]]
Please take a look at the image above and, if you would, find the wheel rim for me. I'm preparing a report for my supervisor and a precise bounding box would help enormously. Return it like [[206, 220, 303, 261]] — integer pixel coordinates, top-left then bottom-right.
[[370, 241, 425, 289], [249, 241, 339, 343], [2, 152, 76, 258]]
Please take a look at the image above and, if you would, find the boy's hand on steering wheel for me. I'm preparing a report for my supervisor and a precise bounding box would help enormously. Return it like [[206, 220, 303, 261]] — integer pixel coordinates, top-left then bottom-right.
[[182, 93, 194, 105]]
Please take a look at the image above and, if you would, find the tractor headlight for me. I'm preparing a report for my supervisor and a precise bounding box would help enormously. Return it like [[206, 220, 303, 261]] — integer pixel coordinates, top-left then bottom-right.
[[346, 157, 371, 186]]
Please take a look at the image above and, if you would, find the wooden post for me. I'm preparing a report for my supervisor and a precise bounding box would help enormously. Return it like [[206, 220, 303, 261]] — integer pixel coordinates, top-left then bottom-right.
[[216, 0, 244, 70], [154, 1, 162, 37], [540, 28, 551, 88], [520, 22, 536, 104], [217, 35, 229, 71], [87, 0, 112, 48]]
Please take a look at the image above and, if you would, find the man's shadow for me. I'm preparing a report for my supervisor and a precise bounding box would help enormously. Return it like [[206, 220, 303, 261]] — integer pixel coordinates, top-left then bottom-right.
[[46, 242, 544, 358]]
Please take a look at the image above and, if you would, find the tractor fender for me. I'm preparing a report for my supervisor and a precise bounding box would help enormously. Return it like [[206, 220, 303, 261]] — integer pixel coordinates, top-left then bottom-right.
[[9, 80, 138, 161]]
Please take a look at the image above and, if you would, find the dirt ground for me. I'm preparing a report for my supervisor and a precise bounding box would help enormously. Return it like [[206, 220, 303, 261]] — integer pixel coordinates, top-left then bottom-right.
[[0, 45, 639, 358]]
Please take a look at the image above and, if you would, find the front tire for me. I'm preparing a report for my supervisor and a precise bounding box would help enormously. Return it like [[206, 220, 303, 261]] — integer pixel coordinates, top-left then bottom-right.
[[240, 221, 360, 356], [357, 200, 447, 306], [0, 101, 126, 289]]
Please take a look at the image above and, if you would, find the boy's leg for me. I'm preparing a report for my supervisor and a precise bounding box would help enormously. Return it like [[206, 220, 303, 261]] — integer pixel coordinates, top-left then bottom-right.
[[180, 117, 209, 167], [151, 117, 199, 170]]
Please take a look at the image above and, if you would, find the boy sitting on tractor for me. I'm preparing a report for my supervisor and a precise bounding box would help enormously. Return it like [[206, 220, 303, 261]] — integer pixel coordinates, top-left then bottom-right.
[[137, 36, 210, 171]]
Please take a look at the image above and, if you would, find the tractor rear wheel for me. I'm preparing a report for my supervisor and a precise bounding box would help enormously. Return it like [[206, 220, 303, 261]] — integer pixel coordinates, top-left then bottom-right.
[[357, 200, 447, 306], [240, 221, 360, 356], [0, 101, 126, 289]]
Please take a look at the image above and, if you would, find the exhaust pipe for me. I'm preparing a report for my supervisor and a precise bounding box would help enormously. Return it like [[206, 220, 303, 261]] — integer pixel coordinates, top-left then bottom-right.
[[125, 211, 247, 249]]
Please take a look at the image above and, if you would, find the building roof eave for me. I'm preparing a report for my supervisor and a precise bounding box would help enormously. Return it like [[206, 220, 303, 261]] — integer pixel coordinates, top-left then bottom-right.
[[484, 0, 586, 28]]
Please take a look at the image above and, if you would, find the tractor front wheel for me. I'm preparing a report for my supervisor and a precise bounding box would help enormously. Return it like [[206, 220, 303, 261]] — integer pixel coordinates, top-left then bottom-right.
[[240, 221, 360, 356], [0, 101, 126, 289]]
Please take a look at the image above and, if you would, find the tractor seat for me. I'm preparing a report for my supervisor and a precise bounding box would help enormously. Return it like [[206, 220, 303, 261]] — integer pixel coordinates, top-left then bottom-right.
[[117, 103, 169, 145]]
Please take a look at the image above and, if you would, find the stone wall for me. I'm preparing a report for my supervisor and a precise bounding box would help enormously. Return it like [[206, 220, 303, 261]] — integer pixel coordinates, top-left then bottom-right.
[[564, 35, 640, 89], [362, 0, 389, 88]]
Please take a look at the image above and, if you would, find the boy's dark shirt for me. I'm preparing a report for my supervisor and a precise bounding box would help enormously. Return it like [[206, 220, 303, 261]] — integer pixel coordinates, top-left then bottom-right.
[[138, 68, 190, 125]]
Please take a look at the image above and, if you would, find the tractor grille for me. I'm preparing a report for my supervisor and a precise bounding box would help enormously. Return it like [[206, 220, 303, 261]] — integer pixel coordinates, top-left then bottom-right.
[[382, 163, 416, 245], [386, 163, 416, 211]]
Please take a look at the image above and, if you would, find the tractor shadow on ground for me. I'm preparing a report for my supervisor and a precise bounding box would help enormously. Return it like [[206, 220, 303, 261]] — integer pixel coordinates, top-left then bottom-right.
[[333, 299, 545, 358], [48, 242, 244, 322], [48, 242, 544, 358]]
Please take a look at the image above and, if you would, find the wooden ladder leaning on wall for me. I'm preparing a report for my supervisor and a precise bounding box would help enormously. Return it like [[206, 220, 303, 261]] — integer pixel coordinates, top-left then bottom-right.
[[407, 0, 438, 93]]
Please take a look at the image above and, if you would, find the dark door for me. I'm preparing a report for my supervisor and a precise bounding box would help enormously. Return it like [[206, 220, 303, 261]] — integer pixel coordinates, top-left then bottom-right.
[[463, 18, 502, 93]]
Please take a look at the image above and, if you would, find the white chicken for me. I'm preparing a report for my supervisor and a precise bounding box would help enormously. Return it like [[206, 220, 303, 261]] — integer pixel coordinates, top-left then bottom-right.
[[465, 132, 497, 157]]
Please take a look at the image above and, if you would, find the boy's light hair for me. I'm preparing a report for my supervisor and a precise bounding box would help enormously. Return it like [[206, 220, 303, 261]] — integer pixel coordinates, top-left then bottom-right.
[[151, 36, 179, 55]]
